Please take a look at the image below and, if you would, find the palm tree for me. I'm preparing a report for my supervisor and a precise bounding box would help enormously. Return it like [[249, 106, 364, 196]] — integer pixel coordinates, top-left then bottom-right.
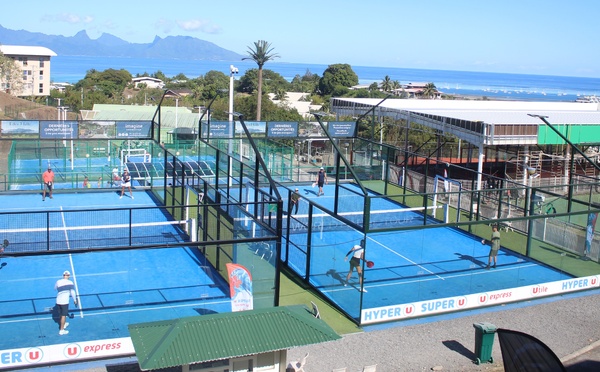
[[381, 75, 393, 92], [391, 80, 401, 95], [422, 82, 438, 99], [242, 40, 280, 121]]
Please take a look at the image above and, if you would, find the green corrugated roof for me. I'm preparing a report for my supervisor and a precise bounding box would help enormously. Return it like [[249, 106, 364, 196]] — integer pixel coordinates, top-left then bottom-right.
[[128, 305, 340, 371], [86, 104, 198, 128]]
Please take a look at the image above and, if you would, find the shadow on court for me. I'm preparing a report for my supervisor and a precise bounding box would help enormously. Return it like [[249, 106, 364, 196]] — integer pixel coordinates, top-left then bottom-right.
[[455, 253, 488, 268]]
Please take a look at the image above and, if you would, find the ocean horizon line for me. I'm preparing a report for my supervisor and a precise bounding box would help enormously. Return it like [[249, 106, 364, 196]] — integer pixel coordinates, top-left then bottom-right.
[[50, 55, 600, 102]]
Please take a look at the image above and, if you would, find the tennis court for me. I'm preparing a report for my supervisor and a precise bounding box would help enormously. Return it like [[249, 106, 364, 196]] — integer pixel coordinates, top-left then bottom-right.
[[0, 191, 230, 360], [278, 183, 572, 323]]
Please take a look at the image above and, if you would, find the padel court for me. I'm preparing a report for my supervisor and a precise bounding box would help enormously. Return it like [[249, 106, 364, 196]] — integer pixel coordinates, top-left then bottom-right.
[[0, 191, 231, 353], [277, 183, 572, 323]]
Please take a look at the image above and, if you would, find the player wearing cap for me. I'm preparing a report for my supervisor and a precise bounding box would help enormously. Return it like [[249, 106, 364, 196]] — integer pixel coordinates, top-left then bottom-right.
[[42, 166, 55, 201], [289, 188, 300, 215], [315, 167, 328, 196], [344, 241, 367, 292], [55, 270, 78, 335]]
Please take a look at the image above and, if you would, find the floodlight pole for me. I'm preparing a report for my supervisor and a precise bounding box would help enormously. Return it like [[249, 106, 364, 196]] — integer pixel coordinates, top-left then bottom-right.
[[229, 65, 238, 154], [228, 66, 238, 186]]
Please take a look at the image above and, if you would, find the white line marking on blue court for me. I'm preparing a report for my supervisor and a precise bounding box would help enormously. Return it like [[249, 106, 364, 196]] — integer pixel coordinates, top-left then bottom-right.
[[1, 271, 129, 285], [324, 262, 540, 293], [0, 299, 232, 325], [367, 235, 444, 280], [61, 206, 84, 319]]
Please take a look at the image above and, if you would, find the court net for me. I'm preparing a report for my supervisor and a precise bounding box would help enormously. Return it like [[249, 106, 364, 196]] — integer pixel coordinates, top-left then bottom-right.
[[281, 205, 441, 233], [0, 219, 195, 254]]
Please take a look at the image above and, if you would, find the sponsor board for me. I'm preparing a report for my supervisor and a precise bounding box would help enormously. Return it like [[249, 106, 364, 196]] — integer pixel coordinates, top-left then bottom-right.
[[361, 275, 599, 324], [0, 337, 134, 370]]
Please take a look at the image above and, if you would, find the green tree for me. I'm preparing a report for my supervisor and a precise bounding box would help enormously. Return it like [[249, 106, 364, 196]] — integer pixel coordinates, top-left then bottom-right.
[[242, 40, 280, 121], [381, 75, 392, 92], [238, 69, 289, 96], [318, 64, 358, 96], [290, 69, 320, 93], [152, 70, 168, 82], [0, 51, 23, 94], [273, 88, 287, 101], [203, 70, 229, 98], [422, 82, 438, 99]]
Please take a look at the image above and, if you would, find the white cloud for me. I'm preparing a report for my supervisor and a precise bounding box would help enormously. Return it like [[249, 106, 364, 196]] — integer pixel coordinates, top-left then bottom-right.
[[176, 19, 221, 34], [41, 13, 94, 24]]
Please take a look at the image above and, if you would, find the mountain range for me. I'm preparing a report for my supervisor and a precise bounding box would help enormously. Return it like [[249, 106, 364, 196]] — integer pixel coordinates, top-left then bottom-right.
[[0, 25, 244, 60]]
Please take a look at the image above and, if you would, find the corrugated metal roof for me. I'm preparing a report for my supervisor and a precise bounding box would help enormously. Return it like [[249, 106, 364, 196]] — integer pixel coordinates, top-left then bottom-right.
[[128, 305, 340, 371], [410, 109, 600, 125], [331, 97, 600, 125], [88, 104, 198, 128], [0, 45, 57, 57]]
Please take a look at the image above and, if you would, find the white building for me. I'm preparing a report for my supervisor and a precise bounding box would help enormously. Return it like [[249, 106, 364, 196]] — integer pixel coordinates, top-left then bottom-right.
[[0, 45, 57, 97], [131, 76, 165, 89]]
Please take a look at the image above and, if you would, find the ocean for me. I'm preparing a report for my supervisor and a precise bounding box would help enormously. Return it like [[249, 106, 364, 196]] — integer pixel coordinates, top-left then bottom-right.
[[51, 55, 600, 102]]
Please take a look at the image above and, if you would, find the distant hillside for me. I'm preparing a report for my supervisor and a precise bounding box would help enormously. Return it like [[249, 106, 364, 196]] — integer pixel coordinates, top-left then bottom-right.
[[0, 25, 243, 61]]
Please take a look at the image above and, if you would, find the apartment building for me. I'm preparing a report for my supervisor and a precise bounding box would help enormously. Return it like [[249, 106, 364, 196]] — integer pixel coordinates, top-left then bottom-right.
[[0, 45, 57, 97]]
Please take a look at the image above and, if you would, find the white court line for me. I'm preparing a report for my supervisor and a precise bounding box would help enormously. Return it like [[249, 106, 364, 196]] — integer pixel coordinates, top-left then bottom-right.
[[366, 235, 445, 281], [2, 201, 145, 213], [1, 271, 129, 284], [0, 299, 231, 326], [324, 263, 540, 293], [60, 206, 84, 319]]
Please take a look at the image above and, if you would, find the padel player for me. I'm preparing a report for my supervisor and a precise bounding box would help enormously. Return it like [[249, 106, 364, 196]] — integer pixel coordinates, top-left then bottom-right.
[[483, 224, 501, 269], [316, 167, 328, 197], [42, 166, 55, 201], [55, 270, 78, 335], [120, 169, 133, 199], [289, 188, 300, 215], [344, 241, 367, 292]]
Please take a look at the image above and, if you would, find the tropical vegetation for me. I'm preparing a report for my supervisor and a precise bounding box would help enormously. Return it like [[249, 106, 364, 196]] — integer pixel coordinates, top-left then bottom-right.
[[242, 40, 280, 121], [20, 38, 446, 150]]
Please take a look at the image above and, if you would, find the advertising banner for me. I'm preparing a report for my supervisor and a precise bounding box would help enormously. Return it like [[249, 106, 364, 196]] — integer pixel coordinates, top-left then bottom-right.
[[226, 263, 253, 312], [0, 120, 39, 139], [40, 121, 78, 139], [267, 122, 298, 137]]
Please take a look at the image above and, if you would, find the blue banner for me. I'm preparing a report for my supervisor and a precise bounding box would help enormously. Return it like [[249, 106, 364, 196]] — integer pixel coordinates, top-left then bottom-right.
[[327, 121, 356, 137], [116, 121, 152, 138], [40, 121, 78, 139], [267, 122, 298, 137]]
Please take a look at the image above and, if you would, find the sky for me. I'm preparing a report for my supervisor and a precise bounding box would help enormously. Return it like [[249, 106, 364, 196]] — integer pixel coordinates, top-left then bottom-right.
[[2, 0, 600, 78]]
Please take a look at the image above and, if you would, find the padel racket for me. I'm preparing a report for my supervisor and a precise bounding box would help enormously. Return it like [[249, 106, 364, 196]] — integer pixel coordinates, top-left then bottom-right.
[[366, 260, 374, 268], [312, 182, 317, 188]]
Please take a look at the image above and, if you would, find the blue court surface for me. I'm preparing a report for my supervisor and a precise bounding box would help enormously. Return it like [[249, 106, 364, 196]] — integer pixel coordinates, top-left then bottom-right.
[[277, 183, 572, 321], [0, 191, 230, 363]]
